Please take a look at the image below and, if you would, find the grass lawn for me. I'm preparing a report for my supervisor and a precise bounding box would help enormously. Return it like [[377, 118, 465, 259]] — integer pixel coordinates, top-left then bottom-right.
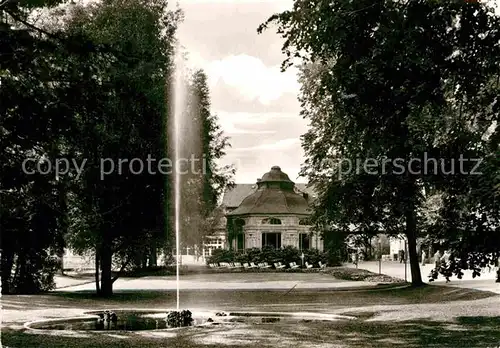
[[3, 314, 500, 348], [3, 271, 500, 347], [3, 284, 494, 314]]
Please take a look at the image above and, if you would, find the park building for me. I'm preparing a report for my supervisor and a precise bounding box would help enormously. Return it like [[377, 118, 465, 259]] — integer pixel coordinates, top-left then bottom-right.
[[57, 165, 437, 268], [59, 165, 435, 267], [218, 165, 323, 253]]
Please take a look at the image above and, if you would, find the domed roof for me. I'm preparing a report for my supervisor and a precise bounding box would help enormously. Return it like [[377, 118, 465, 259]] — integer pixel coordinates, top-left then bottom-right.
[[260, 166, 292, 183], [227, 166, 310, 216]]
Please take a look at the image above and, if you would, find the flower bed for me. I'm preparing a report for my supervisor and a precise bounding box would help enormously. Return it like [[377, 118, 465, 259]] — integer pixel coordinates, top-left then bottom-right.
[[323, 267, 404, 283]]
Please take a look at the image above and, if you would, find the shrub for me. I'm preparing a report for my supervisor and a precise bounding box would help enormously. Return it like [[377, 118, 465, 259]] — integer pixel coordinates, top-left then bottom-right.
[[206, 245, 341, 269], [303, 249, 324, 266], [259, 246, 281, 263], [277, 246, 301, 266], [6, 254, 59, 294], [245, 248, 262, 263], [167, 310, 193, 327], [324, 248, 342, 266], [234, 253, 250, 264], [206, 249, 236, 264]]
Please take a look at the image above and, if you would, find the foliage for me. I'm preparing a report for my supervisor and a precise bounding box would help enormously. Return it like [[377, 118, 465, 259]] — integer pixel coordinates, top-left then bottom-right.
[[166, 310, 193, 327], [259, 0, 500, 285], [1, 5, 88, 293], [206, 249, 237, 263], [303, 248, 325, 266], [323, 229, 349, 263], [60, 0, 182, 296], [326, 267, 402, 283], [177, 69, 234, 249], [206, 246, 335, 267], [1, 0, 183, 295], [276, 246, 303, 265], [1, 0, 231, 295], [423, 140, 500, 281], [2, 252, 60, 294]]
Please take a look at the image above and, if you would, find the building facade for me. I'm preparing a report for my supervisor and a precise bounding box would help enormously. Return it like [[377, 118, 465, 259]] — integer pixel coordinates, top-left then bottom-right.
[[222, 166, 323, 252]]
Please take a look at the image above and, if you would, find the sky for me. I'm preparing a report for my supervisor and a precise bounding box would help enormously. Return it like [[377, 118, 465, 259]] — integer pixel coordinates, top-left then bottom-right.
[[173, 0, 306, 184], [173, 0, 500, 184]]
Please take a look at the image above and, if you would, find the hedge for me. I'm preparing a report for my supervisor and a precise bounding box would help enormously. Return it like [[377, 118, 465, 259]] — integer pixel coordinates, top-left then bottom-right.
[[206, 246, 341, 268]]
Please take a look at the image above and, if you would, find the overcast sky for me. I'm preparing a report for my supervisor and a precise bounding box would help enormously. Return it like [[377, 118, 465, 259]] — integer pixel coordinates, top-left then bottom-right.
[[174, 0, 306, 184], [173, 0, 500, 184]]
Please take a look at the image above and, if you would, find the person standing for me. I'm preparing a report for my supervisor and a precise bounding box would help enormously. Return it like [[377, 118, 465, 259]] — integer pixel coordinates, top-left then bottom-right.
[[351, 252, 357, 265], [434, 250, 442, 268], [443, 250, 450, 264], [421, 250, 426, 265], [399, 249, 405, 263]]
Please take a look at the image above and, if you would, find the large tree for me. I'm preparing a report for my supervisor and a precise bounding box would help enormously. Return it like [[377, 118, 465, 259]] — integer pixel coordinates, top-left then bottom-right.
[[61, 0, 182, 296], [1, 0, 97, 293], [259, 0, 500, 285], [177, 69, 234, 252]]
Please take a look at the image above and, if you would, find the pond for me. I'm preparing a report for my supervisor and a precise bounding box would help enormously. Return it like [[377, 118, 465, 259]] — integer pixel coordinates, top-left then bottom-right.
[[26, 310, 355, 332]]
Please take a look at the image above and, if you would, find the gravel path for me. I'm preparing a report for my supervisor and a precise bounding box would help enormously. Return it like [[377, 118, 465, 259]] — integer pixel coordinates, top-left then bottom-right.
[[333, 295, 500, 322]]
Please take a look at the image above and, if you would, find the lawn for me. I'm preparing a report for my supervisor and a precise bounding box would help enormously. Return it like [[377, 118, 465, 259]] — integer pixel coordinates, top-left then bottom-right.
[[3, 270, 500, 348], [3, 314, 500, 348]]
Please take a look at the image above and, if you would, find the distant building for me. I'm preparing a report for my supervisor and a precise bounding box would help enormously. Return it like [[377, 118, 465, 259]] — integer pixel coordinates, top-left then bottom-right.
[[221, 166, 323, 252]]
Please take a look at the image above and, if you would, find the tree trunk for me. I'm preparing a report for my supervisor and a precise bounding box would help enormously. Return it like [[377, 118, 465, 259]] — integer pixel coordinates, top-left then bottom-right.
[[149, 241, 157, 267], [95, 248, 101, 295], [16, 252, 29, 293], [405, 206, 423, 286], [58, 251, 65, 275], [99, 244, 113, 297], [1, 250, 15, 294]]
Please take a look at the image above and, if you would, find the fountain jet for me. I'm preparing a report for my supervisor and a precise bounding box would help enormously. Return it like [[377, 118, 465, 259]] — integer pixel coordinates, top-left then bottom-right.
[[172, 45, 188, 311]]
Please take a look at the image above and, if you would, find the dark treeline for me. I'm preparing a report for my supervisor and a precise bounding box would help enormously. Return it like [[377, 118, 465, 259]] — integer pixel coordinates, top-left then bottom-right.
[[1, 0, 233, 296]]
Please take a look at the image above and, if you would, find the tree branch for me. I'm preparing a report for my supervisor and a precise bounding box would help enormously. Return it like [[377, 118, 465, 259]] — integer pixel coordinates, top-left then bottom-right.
[[5, 9, 60, 40], [4, 9, 143, 64], [0, 0, 18, 9], [111, 257, 130, 283], [101, 193, 134, 216]]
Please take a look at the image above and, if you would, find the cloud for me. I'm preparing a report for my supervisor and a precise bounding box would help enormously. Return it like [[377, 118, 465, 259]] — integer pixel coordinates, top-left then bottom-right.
[[183, 52, 301, 113], [215, 111, 307, 150], [231, 138, 299, 152], [210, 78, 301, 113], [173, 0, 307, 183], [206, 54, 300, 105], [220, 139, 306, 183], [175, 0, 293, 67], [179, 0, 291, 5], [217, 111, 305, 137], [217, 111, 300, 125], [223, 124, 277, 135]]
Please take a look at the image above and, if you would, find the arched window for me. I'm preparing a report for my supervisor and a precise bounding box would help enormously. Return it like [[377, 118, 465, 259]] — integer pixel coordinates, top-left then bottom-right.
[[262, 218, 282, 225], [299, 218, 310, 225], [234, 219, 245, 232]]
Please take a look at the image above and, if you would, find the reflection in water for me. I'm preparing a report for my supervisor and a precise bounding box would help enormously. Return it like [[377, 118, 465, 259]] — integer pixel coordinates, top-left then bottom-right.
[[32, 311, 353, 332], [39, 313, 172, 331]]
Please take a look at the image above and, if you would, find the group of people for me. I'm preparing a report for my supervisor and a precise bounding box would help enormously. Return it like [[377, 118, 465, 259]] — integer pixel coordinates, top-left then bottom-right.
[[420, 249, 451, 267], [352, 247, 455, 267], [394, 248, 450, 266]]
